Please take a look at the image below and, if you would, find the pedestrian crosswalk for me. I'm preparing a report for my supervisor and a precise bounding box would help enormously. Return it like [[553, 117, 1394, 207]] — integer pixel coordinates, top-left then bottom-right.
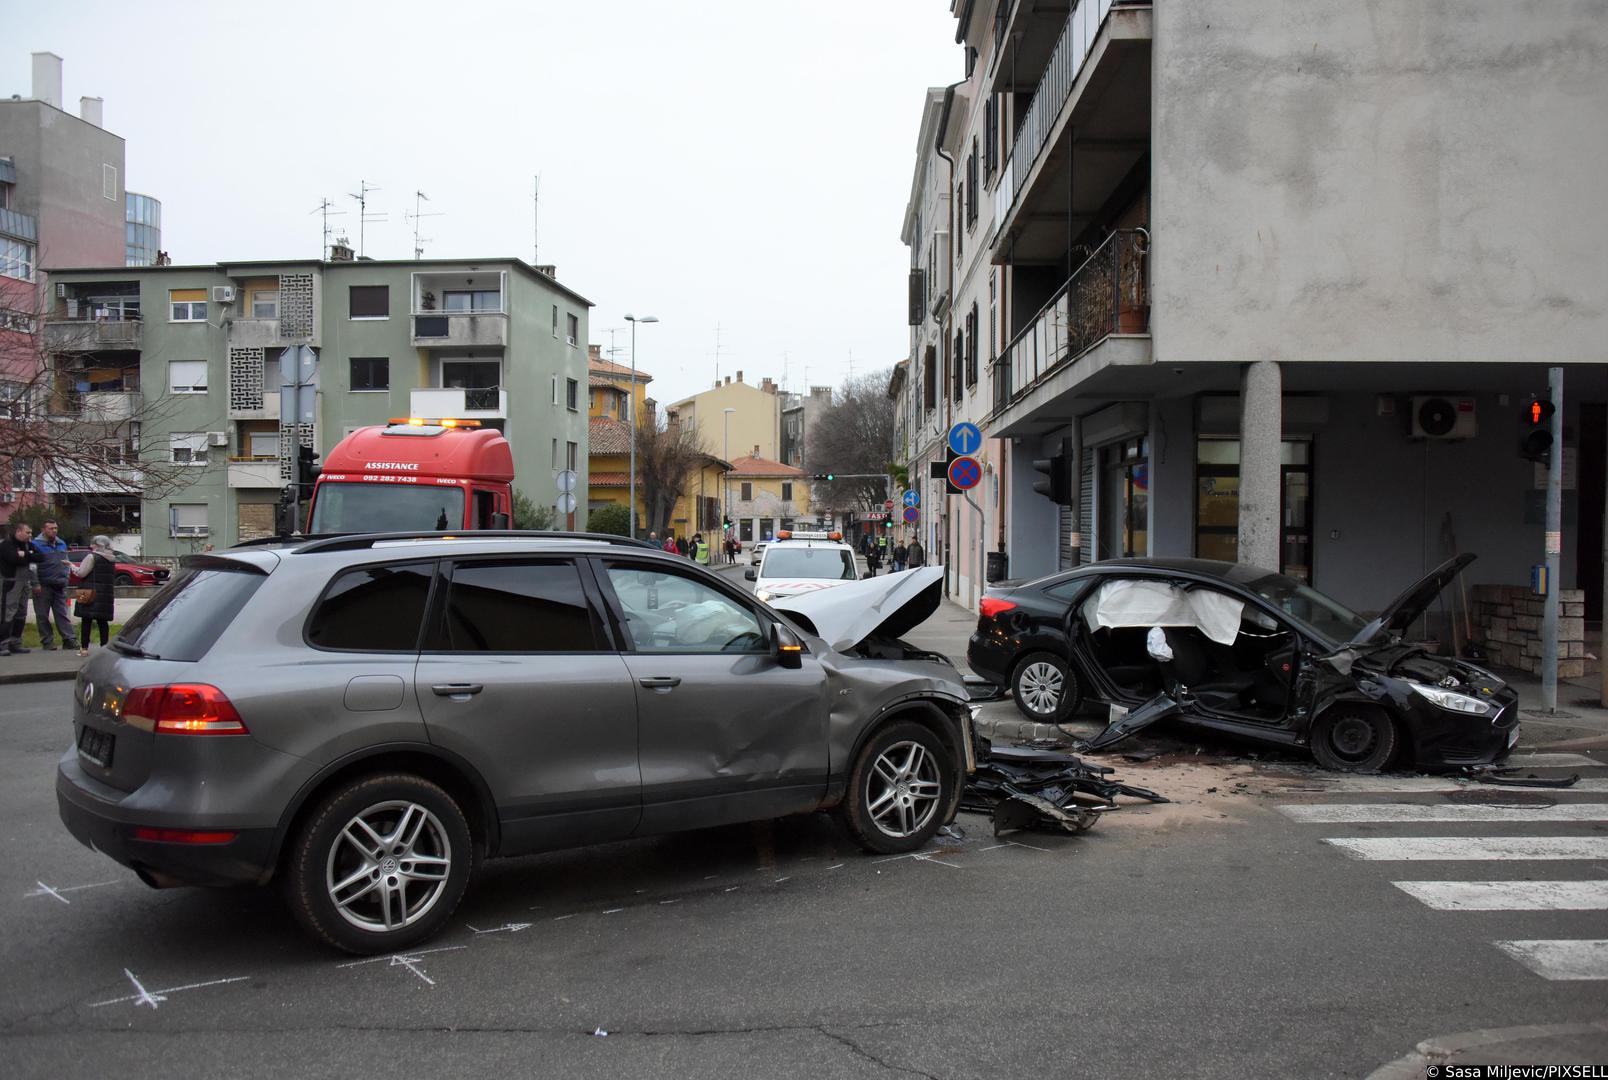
[[1277, 760, 1608, 981]]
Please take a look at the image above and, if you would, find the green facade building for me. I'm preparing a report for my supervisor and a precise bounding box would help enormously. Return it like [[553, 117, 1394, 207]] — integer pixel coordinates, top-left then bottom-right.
[[42, 255, 591, 555]]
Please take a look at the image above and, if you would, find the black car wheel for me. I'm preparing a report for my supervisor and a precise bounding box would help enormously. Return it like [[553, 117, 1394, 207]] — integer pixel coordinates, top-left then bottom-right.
[[1010, 652, 1078, 721], [114, 572, 134, 587], [284, 773, 474, 954], [1310, 707, 1399, 773], [838, 720, 953, 855]]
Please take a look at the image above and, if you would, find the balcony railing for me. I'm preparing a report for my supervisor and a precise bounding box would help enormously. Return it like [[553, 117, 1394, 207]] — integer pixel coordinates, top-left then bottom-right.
[[50, 390, 143, 422], [993, 0, 1123, 230], [44, 318, 143, 351], [411, 312, 508, 348], [990, 229, 1149, 415], [409, 387, 507, 419]]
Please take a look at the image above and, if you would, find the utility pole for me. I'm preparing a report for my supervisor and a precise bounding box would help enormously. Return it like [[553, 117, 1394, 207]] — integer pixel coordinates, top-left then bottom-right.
[[1543, 366, 1564, 712]]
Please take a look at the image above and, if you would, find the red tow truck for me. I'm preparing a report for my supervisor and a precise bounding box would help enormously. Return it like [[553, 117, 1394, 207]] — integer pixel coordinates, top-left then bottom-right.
[[305, 418, 514, 533]]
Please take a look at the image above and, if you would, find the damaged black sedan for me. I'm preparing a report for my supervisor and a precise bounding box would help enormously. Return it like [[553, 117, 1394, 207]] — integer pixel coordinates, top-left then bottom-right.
[[968, 555, 1519, 772]]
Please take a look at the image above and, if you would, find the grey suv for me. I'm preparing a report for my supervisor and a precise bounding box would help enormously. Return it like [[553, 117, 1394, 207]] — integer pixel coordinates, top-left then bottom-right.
[[57, 533, 971, 954]]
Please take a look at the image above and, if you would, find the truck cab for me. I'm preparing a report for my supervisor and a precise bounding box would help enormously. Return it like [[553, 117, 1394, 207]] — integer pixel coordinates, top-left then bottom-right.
[[306, 419, 514, 534]]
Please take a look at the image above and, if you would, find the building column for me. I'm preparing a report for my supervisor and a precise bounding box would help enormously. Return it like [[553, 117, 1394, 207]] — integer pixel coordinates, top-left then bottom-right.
[[1237, 361, 1282, 569]]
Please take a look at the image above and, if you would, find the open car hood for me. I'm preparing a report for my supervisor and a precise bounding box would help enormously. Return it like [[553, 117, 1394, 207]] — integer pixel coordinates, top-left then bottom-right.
[[1348, 553, 1475, 647], [771, 567, 944, 653]]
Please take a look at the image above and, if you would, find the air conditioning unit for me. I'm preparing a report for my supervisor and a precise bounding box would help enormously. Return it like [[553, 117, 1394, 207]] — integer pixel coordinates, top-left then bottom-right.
[[207, 431, 229, 447], [1411, 396, 1477, 440], [212, 286, 236, 304]]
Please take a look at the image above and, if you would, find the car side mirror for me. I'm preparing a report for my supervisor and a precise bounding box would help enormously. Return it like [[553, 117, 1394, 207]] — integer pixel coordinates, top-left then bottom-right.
[[489, 512, 510, 530], [772, 622, 805, 669], [744, 569, 757, 581]]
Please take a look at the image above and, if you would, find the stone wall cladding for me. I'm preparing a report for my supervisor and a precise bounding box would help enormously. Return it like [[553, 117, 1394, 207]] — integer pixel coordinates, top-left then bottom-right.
[[229, 347, 265, 411], [280, 273, 315, 339], [1470, 584, 1593, 679], [237, 503, 276, 542]]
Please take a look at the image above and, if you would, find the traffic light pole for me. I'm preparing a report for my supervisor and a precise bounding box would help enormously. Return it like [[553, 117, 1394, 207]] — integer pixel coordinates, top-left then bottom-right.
[[1542, 366, 1563, 713]]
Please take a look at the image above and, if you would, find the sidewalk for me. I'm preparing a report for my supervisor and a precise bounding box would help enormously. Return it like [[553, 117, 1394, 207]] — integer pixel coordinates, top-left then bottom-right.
[[0, 596, 148, 686]]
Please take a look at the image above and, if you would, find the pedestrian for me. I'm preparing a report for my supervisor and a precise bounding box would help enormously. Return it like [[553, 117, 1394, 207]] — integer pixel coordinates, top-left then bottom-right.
[[893, 540, 909, 573], [865, 542, 881, 576], [72, 535, 117, 657], [30, 518, 79, 652], [664, 534, 679, 556], [692, 533, 711, 565], [649, 531, 659, 548], [1, 522, 42, 655], [907, 537, 926, 568], [877, 532, 889, 565]]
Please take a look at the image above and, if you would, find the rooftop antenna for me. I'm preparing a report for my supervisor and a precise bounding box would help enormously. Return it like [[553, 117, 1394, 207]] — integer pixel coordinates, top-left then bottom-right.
[[406, 190, 444, 260], [601, 326, 627, 362], [310, 198, 346, 260], [532, 174, 540, 265], [782, 351, 790, 394], [713, 321, 724, 385], [346, 180, 387, 257], [847, 347, 855, 383]]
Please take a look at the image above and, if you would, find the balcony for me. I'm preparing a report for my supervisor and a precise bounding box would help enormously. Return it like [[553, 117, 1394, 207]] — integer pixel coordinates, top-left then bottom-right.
[[0, 206, 37, 243], [989, 229, 1149, 419], [44, 318, 143, 352], [991, 0, 1151, 260], [51, 390, 143, 422], [227, 458, 282, 489], [228, 317, 283, 348], [411, 312, 508, 348], [409, 387, 507, 420]]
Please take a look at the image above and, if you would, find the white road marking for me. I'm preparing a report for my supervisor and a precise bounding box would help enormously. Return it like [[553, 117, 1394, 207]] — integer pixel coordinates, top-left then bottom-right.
[[825, 864, 844, 870], [467, 922, 531, 935], [1281, 803, 1608, 824], [1504, 753, 1601, 768], [90, 970, 250, 1009], [1393, 880, 1608, 911], [600, 908, 623, 915], [1272, 777, 1608, 794], [337, 944, 465, 987], [25, 879, 120, 904], [1324, 836, 1608, 861], [1494, 939, 1608, 980]]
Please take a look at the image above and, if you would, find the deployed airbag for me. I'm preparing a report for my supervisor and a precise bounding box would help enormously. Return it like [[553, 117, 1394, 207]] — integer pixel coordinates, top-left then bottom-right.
[[1085, 579, 1243, 645]]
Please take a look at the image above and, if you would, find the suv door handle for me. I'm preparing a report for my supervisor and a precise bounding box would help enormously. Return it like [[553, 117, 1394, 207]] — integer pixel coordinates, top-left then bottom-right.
[[638, 676, 681, 690], [431, 683, 484, 697]]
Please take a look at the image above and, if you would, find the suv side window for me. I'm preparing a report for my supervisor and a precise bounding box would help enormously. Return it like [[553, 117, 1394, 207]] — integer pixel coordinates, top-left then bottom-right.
[[307, 561, 436, 652], [432, 558, 603, 653], [601, 562, 767, 654]]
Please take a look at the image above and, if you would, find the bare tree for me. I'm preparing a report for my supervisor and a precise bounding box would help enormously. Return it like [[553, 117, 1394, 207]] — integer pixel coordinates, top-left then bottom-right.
[[805, 369, 896, 512], [0, 280, 199, 515], [637, 416, 711, 538]]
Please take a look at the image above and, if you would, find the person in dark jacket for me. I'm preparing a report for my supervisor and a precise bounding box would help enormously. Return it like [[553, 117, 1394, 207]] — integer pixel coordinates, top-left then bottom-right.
[[2, 522, 43, 655], [893, 541, 909, 573], [31, 518, 79, 651], [906, 538, 926, 568], [72, 535, 117, 657]]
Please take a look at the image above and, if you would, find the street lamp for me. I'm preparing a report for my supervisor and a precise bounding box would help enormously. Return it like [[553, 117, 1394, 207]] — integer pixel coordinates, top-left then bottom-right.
[[722, 406, 736, 549], [623, 313, 658, 536]]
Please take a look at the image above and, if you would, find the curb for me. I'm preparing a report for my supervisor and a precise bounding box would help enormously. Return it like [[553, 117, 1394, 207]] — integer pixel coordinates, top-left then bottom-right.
[[0, 669, 79, 686], [1367, 1019, 1608, 1079]]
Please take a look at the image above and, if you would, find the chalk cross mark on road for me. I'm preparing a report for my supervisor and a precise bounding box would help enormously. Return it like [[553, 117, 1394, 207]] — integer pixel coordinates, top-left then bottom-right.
[[337, 944, 467, 987], [26, 879, 120, 905], [90, 968, 250, 1010]]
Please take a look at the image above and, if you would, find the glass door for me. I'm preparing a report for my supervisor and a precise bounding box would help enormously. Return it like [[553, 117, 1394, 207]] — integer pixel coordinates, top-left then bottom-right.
[[1194, 438, 1313, 577]]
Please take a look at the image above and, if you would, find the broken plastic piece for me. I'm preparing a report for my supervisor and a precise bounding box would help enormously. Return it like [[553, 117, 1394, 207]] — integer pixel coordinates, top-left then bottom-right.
[[961, 735, 1168, 836], [592, 1027, 608, 1037]]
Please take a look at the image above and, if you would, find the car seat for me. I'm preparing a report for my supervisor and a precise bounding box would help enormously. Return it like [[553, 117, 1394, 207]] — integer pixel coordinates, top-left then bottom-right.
[[1160, 627, 1249, 710]]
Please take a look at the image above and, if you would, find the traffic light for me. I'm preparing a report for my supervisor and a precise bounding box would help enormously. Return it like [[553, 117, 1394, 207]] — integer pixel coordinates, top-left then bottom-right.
[[1520, 399, 1556, 464], [811, 473, 836, 481], [296, 444, 322, 495], [1031, 440, 1073, 505], [930, 447, 962, 494], [722, 516, 732, 532]]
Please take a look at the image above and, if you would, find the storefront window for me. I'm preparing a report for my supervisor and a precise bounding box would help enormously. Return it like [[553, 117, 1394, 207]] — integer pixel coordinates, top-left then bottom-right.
[[1101, 438, 1149, 558], [1194, 438, 1313, 577]]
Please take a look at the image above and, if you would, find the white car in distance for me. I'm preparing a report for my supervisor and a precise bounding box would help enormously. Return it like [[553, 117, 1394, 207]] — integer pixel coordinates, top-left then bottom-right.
[[746, 530, 860, 602]]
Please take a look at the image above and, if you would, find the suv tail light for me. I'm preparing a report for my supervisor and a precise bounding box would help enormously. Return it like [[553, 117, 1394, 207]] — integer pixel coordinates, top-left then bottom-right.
[[979, 597, 1018, 619], [122, 684, 249, 735]]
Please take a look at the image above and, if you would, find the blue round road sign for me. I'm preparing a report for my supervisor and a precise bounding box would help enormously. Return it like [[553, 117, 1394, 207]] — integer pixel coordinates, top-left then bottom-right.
[[902, 489, 920, 507], [903, 506, 920, 524], [947, 421, 983, 456], [948, 456, 982, 491]]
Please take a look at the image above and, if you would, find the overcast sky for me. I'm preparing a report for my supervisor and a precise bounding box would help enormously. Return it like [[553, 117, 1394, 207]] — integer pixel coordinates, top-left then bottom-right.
[[4, 0, 958, 407]]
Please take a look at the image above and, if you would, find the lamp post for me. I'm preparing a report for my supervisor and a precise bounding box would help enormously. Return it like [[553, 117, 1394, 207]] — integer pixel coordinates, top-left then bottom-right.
[[723, 406, 736, 550], [623, 313, 658, 536]]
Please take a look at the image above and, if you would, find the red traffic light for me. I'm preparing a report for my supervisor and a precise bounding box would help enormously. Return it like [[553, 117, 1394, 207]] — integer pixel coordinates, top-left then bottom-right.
[[1527, 399, 1556, 425]]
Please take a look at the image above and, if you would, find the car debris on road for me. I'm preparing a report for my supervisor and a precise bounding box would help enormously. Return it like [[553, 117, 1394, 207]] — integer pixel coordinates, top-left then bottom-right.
[[961, 737, 1168, 837]]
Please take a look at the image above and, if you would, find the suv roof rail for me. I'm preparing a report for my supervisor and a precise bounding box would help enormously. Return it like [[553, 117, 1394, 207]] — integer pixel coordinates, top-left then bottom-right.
[[283, 530, 660, 555]]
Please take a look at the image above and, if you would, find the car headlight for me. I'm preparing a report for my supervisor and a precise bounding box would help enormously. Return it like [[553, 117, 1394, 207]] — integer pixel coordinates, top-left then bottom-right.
[[1407, 681, 1493, 716], [756, 590, 771, 602]]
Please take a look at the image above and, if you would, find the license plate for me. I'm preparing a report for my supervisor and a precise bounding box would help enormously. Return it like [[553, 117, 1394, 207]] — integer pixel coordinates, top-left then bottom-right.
[[77, 726, 114, 768]]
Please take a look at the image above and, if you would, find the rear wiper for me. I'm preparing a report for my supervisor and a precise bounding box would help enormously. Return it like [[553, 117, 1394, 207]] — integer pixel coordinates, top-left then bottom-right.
[[110, 640, 161, 660]]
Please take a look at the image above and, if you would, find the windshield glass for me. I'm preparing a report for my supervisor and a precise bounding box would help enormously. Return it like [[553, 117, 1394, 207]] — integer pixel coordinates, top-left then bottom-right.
[[760, 547, 856, 581], [118, 567, 265, 661], [1240, 571, 1368, 644], [309, 482, 465, 533]]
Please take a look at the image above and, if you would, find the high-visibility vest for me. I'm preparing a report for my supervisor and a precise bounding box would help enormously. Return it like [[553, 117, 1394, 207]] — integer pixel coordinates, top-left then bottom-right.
[[695, 541, 711, 564]]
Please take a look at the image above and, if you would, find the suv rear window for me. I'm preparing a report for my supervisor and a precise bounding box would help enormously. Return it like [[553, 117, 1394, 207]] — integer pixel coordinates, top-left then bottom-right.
[[308, 561, 436, 652], [116, 567, 265, 662]]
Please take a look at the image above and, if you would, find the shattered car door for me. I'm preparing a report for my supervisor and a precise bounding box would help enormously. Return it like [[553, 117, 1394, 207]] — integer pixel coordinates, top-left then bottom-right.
[[1077, 691, 1185, 752]]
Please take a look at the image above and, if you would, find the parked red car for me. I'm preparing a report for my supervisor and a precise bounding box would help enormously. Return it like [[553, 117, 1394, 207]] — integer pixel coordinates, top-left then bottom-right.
[[66, 548, 171, 588]]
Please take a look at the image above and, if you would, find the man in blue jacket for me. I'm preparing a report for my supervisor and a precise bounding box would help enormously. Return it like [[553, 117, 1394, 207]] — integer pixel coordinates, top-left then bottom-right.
[[30, 518, 79, 651]]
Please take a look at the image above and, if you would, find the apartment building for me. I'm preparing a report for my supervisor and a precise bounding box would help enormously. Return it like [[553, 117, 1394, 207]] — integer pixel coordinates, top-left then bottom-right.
[[41, 255, 591, 555], [667, 371, 784, 463], [726, 450, 810, 544], [898, 0, 1608, 645]]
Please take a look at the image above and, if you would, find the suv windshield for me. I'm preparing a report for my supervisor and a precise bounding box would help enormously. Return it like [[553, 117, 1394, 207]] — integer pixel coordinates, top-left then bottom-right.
[[761, 547, 856, 581], [309, 482, 465, 533], [1240, 571, 1368, 645], [117, 567, 266, 661]]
